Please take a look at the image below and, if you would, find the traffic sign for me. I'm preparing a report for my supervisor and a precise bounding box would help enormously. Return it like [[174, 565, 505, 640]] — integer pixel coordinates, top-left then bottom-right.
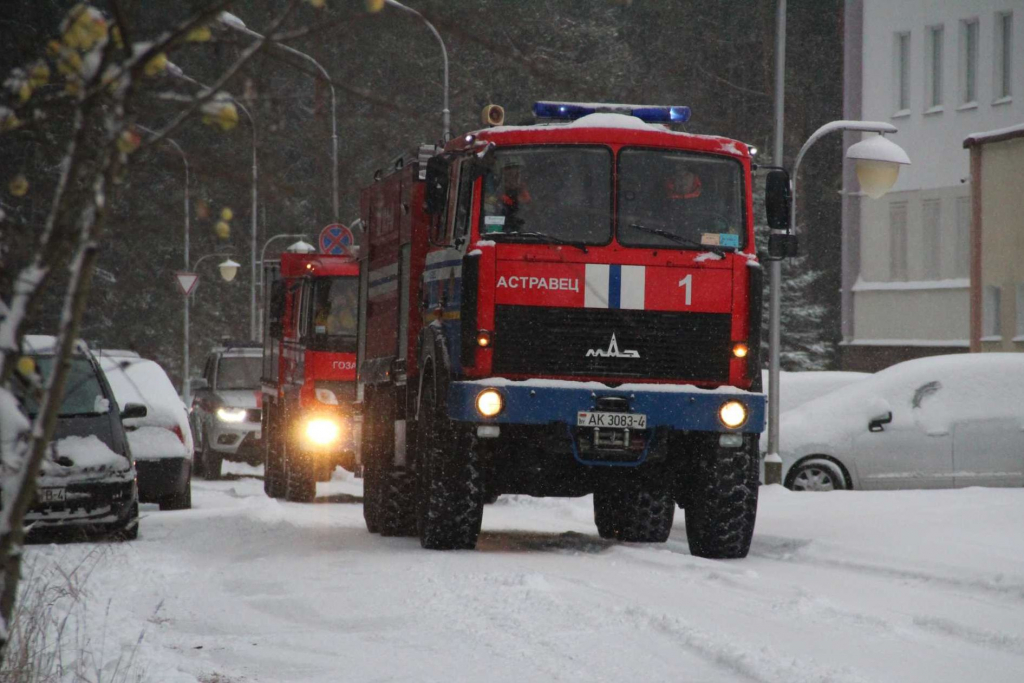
[[319, 223, 355, 256], [175, 271, 199, 296]]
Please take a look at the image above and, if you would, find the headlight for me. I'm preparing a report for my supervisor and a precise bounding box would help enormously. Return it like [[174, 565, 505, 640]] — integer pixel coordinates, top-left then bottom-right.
[[305, 418, 341, 446], [719, 400, 747, 429], [216, 407, 247, 423], [475, 389, 503, 417]]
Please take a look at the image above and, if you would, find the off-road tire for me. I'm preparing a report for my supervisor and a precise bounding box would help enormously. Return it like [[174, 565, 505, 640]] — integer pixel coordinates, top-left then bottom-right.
[[380, 468, 418, 536], [684, 441, 759, 559], [202, 437, 223, 480], [363, 464, 382, 533], [264, 413, 287, 499], [417, 371, 484, 550], [117, 502, 140, 541], [160, 476, 192, 511], [593, 478, 675, 543], [285, 448, 316, 503]]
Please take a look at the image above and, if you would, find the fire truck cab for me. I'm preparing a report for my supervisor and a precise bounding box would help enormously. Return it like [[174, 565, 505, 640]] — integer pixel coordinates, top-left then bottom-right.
[[359, 102, 777, 556], [260, 248, 359, 502]]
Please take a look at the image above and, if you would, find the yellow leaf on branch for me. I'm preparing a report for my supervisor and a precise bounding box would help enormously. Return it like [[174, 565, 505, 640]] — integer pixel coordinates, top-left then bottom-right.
[[9, 175, 29, 197], [117, 129, 141, 154], [144, 53, 168, 77], [186, 26, 213, 42], [220, 207, 234, 221], [214, 221, 231, 239], [306, 0, 327, 8], [29, 62, 50, 88], [366, 0, 384, 11]]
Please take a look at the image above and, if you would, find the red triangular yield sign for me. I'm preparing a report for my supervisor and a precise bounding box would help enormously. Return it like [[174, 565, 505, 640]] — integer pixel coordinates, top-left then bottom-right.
[[175, 271, 199, 296]]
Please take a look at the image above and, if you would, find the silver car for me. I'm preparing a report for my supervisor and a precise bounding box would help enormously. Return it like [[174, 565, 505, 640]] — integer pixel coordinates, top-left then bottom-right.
[[189, 344, 263, 479]]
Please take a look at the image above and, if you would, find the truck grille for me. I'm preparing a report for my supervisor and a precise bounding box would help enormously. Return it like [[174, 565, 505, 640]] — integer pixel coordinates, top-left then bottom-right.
[[491, 306, 731, 382]]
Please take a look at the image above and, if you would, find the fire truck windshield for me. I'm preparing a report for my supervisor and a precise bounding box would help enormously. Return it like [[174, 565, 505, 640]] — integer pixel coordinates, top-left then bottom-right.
[[617, 148, 745, 250], [479, 146, 612, 244], [309, 277, 358, 352]]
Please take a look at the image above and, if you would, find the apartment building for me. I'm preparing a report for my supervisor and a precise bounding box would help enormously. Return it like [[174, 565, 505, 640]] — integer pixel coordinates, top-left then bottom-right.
[[841, 0, 1023, 371]]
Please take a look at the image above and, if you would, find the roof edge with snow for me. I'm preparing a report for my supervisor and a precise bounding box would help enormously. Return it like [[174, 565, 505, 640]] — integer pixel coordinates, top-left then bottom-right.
[[963, 122, 1024, 148]]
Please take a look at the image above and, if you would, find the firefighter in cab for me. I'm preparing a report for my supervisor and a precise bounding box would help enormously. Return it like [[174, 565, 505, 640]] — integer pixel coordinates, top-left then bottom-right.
[[483, 155, 532, 233]]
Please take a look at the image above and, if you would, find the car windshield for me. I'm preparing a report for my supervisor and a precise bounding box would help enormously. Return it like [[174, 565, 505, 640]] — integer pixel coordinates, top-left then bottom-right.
[[14, 355, 108, 417], [311, 277, 358, 338], [217, 356, 261, 390], [617, 148, 745, 249], [479, 146, 612, 245]]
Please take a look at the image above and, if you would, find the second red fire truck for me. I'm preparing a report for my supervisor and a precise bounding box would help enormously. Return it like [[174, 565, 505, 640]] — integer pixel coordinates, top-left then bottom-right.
[[260, 246, 360, 502], [358, 102, 780, 557]]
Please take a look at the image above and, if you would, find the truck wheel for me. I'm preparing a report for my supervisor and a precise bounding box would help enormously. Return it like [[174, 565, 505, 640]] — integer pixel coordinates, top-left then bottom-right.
[[202, 438, 222, 480], [416, 372, 484, 550], [284, 443, 316, 503], [593, 478, 675, 543], [363, 464, 382, 533], [684, 440, 759, 559], [264, 411, 286, 499], [380, 468, 418, 537]]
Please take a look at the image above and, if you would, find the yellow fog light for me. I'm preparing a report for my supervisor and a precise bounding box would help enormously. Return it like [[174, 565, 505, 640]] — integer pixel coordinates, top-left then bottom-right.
[[476, 389, 503, 417], [732, 343, 749, 358], [305, 418, 341, 446], [719, 400, 747, 429]]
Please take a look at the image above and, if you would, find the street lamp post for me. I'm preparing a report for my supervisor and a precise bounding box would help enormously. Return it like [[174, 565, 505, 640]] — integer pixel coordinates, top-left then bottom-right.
[[182, 253, 240, 407], [168, 63, 261, 341], [255, 233, 310, 335], [764, 122, 910, 485], [218, 13, 339, 221], [384, 0, 450, 143]]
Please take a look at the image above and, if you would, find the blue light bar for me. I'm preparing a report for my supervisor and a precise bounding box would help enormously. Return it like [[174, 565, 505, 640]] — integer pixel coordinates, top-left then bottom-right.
[[533, 101, 691, 124]]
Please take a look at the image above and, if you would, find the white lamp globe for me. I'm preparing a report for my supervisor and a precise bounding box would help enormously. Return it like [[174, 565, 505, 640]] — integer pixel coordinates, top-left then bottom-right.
[[846, 134, 911, 200], [218, 258, 240, 282]]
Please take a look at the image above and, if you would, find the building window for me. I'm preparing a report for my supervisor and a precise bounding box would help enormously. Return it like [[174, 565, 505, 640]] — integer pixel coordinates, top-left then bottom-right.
[[895, 32, 911, 112], [890, 201, 908, 281], [922, 198, 942, 278], [983, 285, 1001, 338], [960, 19, 979, 104], [927, 25, 944, 108], [956, 196, 971, 276], [1017, 283, 1024, 339], [995, 12, 1013, 100]]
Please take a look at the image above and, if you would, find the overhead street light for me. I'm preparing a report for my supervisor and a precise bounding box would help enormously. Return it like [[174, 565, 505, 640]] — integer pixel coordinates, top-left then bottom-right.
[[218, 258, 240, 282], [763, 121, 910, 486]]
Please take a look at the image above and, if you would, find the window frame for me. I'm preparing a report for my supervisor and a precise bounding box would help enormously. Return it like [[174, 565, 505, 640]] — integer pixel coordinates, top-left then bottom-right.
[[925, 24, 945, 111], [889, 200, 909, 282], [983, 284, 1002, 339], [921, 198, 942, 279], [960, 18, 980, 106], [894, 31, 912, 114], [994, 11, 1013, 102]]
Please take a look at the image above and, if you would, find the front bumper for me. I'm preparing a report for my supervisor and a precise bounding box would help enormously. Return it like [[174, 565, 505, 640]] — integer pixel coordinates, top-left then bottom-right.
[[447, 379, 766, 433], [26, 478, 137, 531], [209, 420, 262, 460], [136, 457, 191, 502]]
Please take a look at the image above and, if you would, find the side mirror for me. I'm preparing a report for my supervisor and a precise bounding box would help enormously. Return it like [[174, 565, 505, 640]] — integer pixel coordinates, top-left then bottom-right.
[[424, 155, 450, 215], [190, 377, 209, 391], [121, 402, 148, 420], [768, 232, 799, 260], [765, 170, 791, 230], [868, 411, 893, 432]]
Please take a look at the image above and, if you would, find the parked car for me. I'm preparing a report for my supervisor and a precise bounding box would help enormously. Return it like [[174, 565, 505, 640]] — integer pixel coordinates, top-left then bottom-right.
[[189, 342, 263, 479], [98, 353, 193, 510], [8, 335, 141, 539], [779, 354, 1024, 491], [760, 369, 871, 414]]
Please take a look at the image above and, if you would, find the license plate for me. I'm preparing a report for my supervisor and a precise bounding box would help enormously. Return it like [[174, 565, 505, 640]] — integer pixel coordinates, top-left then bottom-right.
[[577, 411, 647, 429], [39, 487, 66, 503]]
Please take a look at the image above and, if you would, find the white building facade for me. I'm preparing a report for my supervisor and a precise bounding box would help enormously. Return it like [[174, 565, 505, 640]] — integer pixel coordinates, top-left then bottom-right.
[[841, 0, 1023, 371]]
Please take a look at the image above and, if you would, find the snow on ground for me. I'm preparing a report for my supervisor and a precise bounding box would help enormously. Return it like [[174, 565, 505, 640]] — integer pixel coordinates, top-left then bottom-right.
[[20, 465, 1024, 683]]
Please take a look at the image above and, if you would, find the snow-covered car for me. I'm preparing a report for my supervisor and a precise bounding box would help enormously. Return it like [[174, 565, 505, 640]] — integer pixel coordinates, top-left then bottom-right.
[[779, 354, 1024, 491], [8, 335, 141, 539], [189, 343, 263, 479], [760, 369, 871, 414], [98, 354, 193, 510]]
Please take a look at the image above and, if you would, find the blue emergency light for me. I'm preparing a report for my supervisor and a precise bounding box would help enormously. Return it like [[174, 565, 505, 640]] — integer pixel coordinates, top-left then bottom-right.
[[533, 101, 692, 124]]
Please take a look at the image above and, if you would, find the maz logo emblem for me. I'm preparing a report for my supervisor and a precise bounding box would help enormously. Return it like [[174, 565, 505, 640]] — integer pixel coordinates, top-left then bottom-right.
[[586, 333, 639, 359]]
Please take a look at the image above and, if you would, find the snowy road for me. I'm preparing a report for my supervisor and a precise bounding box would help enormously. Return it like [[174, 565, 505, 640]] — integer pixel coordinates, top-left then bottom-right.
[[24, 466, 1024, 683]]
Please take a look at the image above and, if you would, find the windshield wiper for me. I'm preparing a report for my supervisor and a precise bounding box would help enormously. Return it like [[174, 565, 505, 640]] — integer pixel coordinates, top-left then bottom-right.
[[626, 223, 729, 256], [491, 231, 589, 253]]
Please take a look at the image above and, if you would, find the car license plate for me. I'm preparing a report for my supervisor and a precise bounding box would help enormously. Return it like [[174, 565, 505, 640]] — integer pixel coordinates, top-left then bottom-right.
[[577, 411, 647, 429], [39, 487, 66, 504]]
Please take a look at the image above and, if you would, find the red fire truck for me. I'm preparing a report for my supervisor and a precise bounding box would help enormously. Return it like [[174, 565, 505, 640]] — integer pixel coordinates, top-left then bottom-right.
[[358, 102, 779, 556], [260, 246, 360, 502]]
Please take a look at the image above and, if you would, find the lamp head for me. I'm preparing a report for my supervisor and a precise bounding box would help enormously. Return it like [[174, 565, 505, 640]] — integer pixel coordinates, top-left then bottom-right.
[[218, 258, 240, 282], [846, 134, 911, 199], [287, 240, 317, 254]]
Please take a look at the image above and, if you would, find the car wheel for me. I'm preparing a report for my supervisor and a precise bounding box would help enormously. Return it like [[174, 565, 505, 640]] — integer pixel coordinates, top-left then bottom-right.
[[117, 501, 140, 541], [788, 461, 845, 492], [203, 437, 223, 480]]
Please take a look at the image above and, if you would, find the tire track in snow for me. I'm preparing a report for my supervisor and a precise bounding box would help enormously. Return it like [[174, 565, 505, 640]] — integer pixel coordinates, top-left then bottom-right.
[[912, 616, 1024, 657]]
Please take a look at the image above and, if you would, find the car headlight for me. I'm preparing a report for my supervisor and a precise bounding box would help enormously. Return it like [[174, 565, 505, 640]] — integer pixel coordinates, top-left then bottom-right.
[[475, 389, 503, 417], [719, 400, 747, 429], [216, 407, 247, 423], [305, 418, 341, 446]]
